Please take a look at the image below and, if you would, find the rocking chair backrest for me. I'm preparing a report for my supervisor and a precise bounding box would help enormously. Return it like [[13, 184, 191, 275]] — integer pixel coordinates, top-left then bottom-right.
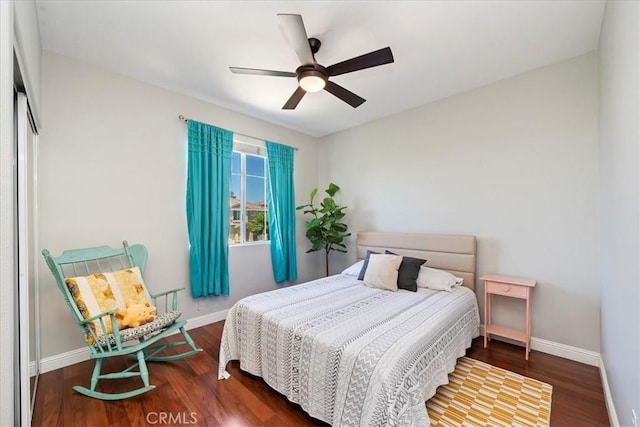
[[42, 240, 148, 332]]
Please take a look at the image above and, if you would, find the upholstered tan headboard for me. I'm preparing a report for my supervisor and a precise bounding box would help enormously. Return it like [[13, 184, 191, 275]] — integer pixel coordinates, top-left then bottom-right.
[[357, 232, 477, 291]]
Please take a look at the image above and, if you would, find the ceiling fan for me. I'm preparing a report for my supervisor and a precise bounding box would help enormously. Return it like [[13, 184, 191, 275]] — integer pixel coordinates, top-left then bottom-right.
[[229, 14, 394, 110]]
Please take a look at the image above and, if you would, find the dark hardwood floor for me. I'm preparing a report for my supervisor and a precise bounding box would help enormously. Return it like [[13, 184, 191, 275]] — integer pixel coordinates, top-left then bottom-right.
[[32, 321, 609, 426]]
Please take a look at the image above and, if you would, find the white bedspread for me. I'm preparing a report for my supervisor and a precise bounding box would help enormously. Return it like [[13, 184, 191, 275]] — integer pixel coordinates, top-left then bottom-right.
[[218, 274, 480, 427]]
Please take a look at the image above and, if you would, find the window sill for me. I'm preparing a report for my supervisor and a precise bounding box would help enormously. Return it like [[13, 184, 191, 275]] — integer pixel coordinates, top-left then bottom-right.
[[229, 241, 270, 248]]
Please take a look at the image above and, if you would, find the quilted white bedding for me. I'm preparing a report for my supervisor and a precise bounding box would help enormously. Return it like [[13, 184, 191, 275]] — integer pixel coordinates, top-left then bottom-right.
[[218, 274, 480, 427]]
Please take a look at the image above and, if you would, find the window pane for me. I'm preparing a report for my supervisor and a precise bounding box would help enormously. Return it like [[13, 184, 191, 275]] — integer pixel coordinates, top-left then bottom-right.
[[245, 209, 268, 242], [229, 173, 241, 243], [246, 154, 265, 177], [229, 203, 240, 242], [246, 176, 266, 204], [230, 175, 240, 201], [229, 151, 269, 245], [231, 151, 241, 173], [229, 217, 241, 244]]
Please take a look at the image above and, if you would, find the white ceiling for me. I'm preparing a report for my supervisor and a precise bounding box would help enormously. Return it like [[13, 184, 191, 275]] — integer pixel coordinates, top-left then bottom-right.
[[36, 0, 605, 137]]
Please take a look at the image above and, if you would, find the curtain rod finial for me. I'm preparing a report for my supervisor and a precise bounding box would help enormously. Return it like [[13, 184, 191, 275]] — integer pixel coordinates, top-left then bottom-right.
[[178, 114, 188, 122]]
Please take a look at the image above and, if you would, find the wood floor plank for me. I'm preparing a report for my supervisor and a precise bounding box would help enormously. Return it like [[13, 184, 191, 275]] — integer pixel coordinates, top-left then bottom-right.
[[32, 321, 609, 426], [31, 368, 62, 427], [121, 398, 145, 427]]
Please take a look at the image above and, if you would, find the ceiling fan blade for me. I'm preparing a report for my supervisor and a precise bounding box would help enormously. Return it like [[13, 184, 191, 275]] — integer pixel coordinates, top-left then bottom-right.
[[324, 81, 366, 108], [282, 86, 307, 110], [326, 47, 394, 77], [277, 14, 315, 65], [229, 67, 296, 78]]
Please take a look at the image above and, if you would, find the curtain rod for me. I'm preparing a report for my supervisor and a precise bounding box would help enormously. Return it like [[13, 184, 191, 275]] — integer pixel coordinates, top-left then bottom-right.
[[178, 115, 298, 151]]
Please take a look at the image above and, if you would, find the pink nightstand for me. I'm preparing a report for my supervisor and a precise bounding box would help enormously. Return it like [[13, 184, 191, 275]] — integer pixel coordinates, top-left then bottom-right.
[[481, 274, 536, 360]]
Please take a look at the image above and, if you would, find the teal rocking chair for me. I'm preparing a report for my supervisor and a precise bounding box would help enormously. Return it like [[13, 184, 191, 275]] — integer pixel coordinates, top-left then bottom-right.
[[42, 241, 202, 400]]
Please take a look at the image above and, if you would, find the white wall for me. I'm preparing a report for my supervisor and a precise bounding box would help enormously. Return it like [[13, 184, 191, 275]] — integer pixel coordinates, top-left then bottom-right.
[[319, 53, 600, 352], [38, 52, 321, 358], [598, 0, 640, 424]]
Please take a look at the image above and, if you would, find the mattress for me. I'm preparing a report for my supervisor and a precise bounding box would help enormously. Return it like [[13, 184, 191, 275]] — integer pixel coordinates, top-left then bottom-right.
[[218, 274, 480, 426]]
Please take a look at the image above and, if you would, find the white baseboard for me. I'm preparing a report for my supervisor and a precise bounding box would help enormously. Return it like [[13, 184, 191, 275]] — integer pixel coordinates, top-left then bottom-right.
[[530, 337, 600, 367], [184, 308, 229, 330], [480, 326, 600, 367], [33, 308, 230, 375], [34, 347, 90, 375], [599, 356, 619, 427]]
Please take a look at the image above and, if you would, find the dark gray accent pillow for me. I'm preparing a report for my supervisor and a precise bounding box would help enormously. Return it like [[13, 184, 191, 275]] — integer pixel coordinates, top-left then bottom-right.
[[357, 250, 380, 280], [385, 250, 426, 292]]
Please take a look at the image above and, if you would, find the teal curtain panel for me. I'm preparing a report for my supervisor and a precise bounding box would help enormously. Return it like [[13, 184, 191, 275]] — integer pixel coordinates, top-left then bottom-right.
[[186, 120, 233, 297], [266, 141, 298, 283]]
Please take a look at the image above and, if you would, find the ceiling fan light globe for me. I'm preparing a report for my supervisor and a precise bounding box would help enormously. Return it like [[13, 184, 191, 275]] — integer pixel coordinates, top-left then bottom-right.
[[298, 72, 326, 92]]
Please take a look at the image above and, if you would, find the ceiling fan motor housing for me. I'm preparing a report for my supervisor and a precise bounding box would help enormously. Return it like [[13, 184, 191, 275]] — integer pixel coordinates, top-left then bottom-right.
[[296, 64, 328, 80]]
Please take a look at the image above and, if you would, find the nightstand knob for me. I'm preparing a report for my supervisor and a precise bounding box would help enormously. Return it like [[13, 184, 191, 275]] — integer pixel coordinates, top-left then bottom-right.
[[502, 285, 511, 292]]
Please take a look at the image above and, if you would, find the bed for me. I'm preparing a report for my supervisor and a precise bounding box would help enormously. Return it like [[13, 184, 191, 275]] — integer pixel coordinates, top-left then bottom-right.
[[218, 232, 480, 426]]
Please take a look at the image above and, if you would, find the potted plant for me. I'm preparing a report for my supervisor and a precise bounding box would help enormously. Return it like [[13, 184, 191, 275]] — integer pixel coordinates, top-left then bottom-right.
[[297, 183, 351, 276]]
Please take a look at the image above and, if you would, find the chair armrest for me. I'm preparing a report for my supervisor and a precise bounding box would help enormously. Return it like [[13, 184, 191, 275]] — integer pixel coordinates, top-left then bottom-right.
[[79, 308, 125, 352], [150, 287, 185, 312]]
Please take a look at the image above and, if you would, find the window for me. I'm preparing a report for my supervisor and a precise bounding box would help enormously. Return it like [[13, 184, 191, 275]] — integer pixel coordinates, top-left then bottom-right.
[[229, 150, 269, 244]]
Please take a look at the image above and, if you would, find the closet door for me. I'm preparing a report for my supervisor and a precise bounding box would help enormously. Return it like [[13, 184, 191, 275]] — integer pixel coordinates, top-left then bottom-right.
[[16, 91, 39, 424]]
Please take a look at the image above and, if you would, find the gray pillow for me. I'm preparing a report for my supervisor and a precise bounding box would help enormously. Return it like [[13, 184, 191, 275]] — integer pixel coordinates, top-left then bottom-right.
[[385, 250, 426, 292], [357, 250, 380, 280]]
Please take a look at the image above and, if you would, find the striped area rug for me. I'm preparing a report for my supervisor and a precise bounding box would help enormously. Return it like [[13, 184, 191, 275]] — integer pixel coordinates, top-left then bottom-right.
[[426, 357, 552, 426]]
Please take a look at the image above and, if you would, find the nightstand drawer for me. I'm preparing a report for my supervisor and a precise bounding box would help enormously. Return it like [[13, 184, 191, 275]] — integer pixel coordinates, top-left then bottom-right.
[[486, 281, 528, 299]]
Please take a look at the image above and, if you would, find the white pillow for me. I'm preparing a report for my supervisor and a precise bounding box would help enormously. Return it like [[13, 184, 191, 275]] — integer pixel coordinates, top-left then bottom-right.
[[363, 254, 403, 291], [341, 260, 365, 276], [416, 266, 464, 292]]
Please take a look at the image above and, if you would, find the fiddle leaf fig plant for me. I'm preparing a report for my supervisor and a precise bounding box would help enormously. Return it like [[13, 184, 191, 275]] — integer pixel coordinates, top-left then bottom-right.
[[296, 183, 351, 276]]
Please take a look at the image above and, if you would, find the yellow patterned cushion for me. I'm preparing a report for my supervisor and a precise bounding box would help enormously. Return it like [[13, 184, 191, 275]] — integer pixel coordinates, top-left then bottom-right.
[[64, 267, 153, 342], [106, 267, 153, 307]]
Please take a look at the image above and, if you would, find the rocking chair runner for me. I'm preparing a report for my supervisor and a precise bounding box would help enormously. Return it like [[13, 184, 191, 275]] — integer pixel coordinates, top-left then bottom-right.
[[42, 240, 202, 400]]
